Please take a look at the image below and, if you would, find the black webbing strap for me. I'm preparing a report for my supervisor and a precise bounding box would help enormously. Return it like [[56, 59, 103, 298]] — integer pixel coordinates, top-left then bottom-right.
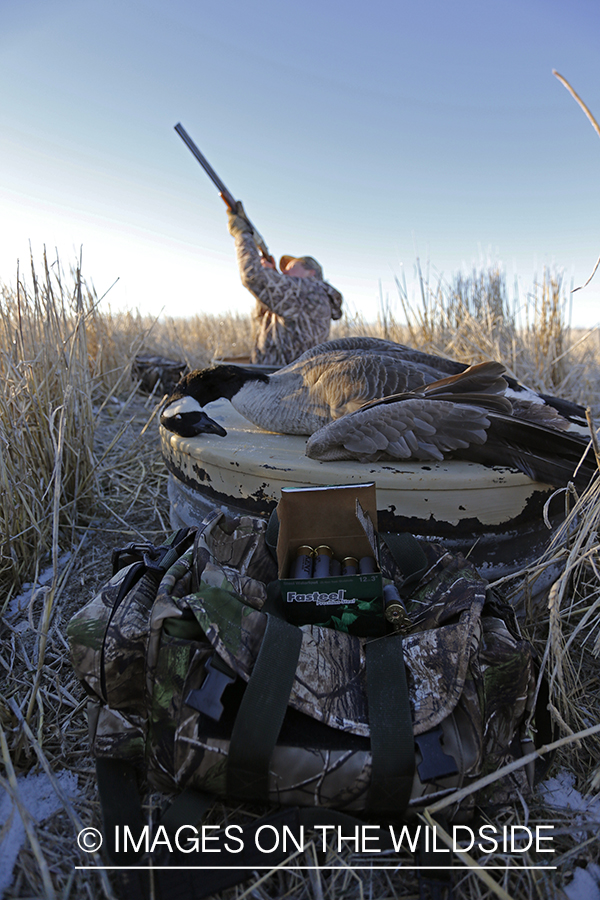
[[160, 787, 212, 835], [365, 634, 415, 815], [380, 531, 428, 587], [226, 614, 302, 801], [96, 757, 146, 866], [95, 757, 156, 900]]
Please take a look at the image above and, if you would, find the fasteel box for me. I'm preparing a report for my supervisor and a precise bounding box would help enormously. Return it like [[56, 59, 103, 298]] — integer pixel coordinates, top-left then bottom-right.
[[276, 483, 384, 634]]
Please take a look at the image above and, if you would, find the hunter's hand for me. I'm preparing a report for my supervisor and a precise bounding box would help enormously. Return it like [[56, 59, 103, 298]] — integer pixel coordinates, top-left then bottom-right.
[[227, 200, 253, 237]]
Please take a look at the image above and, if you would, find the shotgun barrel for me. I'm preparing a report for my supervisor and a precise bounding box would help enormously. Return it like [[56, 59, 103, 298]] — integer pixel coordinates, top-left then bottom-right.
[[174, 123, 273, 264]]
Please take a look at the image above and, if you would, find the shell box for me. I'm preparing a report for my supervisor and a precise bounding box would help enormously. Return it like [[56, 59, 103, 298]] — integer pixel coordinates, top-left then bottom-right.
[[275, 482, 384, 633]]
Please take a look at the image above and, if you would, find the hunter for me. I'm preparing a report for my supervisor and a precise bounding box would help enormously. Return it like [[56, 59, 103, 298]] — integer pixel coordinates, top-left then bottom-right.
[[227, 202, 343, 367]]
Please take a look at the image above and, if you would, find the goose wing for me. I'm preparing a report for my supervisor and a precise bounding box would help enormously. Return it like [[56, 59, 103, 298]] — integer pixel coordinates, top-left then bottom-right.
[[306, 394, 596, 489], [422, 360, 507, 395], [295, 337, 469, 377], [460, 414, 596, 490], [293, 340, 587, 429], [355, 360, 510, 415], [293, 349, 451, 420], [306, 399, 491, 463]]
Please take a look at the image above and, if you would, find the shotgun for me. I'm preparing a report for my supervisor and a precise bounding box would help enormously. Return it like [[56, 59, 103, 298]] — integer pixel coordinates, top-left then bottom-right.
[[174, 123, 275, 266]]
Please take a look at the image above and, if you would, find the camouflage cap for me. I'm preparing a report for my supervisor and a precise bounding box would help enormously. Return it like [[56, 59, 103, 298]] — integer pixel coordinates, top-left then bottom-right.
[[280, 255, 324, 280]]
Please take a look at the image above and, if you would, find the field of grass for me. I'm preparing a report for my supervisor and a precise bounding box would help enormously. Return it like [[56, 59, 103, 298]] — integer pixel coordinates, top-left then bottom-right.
[[0, 252, 599, 900]]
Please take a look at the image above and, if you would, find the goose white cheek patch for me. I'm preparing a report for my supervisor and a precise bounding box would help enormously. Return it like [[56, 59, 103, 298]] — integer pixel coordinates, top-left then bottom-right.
[[162, 395, 204, 418]]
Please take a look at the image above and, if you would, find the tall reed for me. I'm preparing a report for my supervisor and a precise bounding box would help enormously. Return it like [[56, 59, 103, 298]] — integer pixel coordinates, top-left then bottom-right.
[[390, 261, 600, 407], [0, 254, 97, 595]]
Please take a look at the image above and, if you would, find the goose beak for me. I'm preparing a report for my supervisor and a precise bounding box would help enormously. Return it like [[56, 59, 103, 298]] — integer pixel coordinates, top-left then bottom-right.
[[160, 396, 227, 438], [160, 409, 228, 438]]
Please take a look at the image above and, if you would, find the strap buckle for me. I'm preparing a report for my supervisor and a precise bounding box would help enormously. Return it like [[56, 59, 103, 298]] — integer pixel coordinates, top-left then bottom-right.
[[186, 654, 236, 721]]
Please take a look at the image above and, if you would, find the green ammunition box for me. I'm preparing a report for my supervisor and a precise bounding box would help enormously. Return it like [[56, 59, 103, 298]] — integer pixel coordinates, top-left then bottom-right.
[[276, 483, 384, 635]]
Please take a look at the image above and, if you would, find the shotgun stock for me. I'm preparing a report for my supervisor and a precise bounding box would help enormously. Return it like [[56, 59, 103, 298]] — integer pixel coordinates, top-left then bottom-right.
[[174, 123, 274, 266]]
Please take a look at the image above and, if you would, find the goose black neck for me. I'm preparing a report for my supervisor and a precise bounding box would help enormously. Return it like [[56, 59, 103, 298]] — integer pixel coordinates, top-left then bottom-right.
[[180, 365, 270, 405]]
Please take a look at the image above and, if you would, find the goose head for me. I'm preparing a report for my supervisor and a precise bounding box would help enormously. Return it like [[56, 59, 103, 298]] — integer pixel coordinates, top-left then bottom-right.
[[160, 364, 269, 438], [160, 407, 228, 438]]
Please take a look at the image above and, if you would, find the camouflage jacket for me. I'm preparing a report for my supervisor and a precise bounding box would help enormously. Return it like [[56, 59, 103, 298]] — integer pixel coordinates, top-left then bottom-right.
[[232, 229, 343, 367], [68, 511, 539, 822]]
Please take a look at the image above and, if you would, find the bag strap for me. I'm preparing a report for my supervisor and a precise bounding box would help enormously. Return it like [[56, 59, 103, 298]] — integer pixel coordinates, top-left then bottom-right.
[[96, 757, 451, 900], [96, 757, 147, 866], [226, 614, 303, 801], [159, 786, 212, 834], [111, 526, 194, 576], [379, 531, 428, 587], [365, 633, 415, 815]]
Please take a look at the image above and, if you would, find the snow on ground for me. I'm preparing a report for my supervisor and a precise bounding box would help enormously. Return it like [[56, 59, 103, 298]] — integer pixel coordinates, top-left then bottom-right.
[[538, 770, 600, 899], [0, 769, 79, 898], [5, 553, 72, 622]]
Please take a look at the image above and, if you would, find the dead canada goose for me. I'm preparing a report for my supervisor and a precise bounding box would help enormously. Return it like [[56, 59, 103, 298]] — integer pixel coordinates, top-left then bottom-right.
[[160, 337, 595, 489]]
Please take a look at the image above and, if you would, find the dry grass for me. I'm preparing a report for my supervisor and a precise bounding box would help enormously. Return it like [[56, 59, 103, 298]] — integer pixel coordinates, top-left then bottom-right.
[[388, 263, 600, 406], [0, 253, 599, 900], [99, 308, 254, 372], [0, 255, 94, 600]]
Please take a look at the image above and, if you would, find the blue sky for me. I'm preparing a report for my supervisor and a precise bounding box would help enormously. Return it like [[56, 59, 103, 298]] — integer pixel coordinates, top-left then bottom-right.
[[1, 0, 599, 328]]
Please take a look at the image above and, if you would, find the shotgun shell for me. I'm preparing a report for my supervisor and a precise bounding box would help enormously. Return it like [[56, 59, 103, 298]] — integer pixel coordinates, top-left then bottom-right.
[[329, 557, 342, 577], [291, 545, 314, 579], [383, 583, 411, 631], [359, 556, 377, 574], [341, 556, 358, 576], [313, 545, 333, 578], [383, 583, 407, 610]]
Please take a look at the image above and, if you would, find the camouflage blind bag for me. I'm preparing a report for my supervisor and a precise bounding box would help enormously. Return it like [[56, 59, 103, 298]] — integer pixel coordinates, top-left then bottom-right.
[[67, 508, 550, 883]]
